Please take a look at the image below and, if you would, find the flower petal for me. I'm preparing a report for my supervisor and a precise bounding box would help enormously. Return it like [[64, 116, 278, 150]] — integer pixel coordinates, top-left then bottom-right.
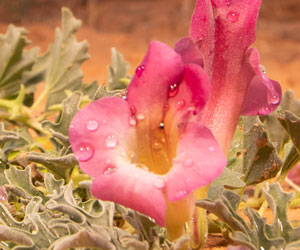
[[164, 64, 211, 159], [69, 97, 136, 177], [127, 41, 184, 121], [165, 122, 226, 202], [126, 41, 184, 175], [174, 37, 203, 66], [191, 0, 263, 153], [91, 164, 166, 226], [241, 48, 282, 116]]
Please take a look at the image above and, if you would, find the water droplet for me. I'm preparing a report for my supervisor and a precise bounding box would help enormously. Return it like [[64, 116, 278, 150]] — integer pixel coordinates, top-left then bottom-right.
[[258, 107, 270, 115], [154, 178, 165, 189], [130, 106, 136, 115], [176, 100, 186, 110], [159, 122, 164, 129], [226, 11, 239, 23], [270, 94, 280, 105], [168, 83, 179, 98], [184, 158, 193, 167], [135, 65, 145, 77], [137, 113, 145, 120], [105, 135, 118, 148], [152, 141, 162, 150], [87, 120, 99, 132], [209, 146, 215, 152], [122, 95, 127, 100], [259, 64, 266, 74], [77, 144, 94, 162], [103, 166, 117, 175], [163, 104, 169, 112], [175, 190, 188, 199], [128, 116, 137, 126]]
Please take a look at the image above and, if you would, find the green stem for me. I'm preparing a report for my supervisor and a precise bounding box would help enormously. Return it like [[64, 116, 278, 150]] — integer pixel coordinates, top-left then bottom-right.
[[30, 88, 48, 113]]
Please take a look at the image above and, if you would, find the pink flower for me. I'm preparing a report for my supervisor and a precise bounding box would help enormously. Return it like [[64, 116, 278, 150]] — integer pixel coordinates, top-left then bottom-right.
[[175, 0, 282, 153], [69, 41, 226, 239]]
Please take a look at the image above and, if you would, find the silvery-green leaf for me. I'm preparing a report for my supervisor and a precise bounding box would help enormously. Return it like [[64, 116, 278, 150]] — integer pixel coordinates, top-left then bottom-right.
[[228, 117, 281, 185], [4, 166, 47, 202], [43, 92, 81, 137], [107, 48, 130, 91], [93, 83, 126, 101], [43, 8, 89, 108], [208, 168, 245, 200], [0, 25, 37, 98]]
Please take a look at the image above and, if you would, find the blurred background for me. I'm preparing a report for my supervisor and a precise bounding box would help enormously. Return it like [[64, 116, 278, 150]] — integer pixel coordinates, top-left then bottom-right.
[[0, 0, 299, 95]]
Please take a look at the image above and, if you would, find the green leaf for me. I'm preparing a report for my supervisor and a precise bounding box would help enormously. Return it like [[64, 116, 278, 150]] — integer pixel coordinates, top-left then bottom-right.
[[43, 92, 81, 137], [107, 48, 130, 91], [93, 83, 126, 101], [263, 183, 300, 243], [197, 189, 285, 250], [0, 25, 37, 98], [208, 168, 245, 200], [261, 90, 300, 153], [43, 8, 89, 109], [228, 117, 282, 185], [5, 166, 47, 202]]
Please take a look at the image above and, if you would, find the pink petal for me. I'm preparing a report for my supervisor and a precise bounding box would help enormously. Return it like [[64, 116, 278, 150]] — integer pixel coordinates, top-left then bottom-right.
[[69, 97, 136, 178], [190, 0, 215, 75], [174, 37, 203, 66], [127, 41, 184, 124], [165, 122, 226, 202], [164, 64, 211, 159], [241, 48, 282, 116], [91, 164, 166, 226], [191, 0, 263, 153]]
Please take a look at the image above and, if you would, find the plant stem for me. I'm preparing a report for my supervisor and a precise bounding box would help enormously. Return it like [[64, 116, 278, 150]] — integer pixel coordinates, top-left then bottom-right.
[[30, 88, 48, 113]]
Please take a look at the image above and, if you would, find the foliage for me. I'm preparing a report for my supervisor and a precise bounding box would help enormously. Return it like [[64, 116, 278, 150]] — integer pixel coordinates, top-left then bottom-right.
[[0, 7, 299, 250]]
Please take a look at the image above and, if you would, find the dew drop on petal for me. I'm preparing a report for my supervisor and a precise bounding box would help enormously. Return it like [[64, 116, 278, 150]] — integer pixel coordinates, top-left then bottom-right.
[[135, 65, 145, 77], [225, 0, 231, 6], [128, 116, 137, 126], [152, 141, 162, 150], [137, 113, 145, 120], [103, 166, 117, 175], [87, 120, 99, 132], [209, 146, 215, 152], [258, 107, 270, 115], [130, 106, 136, 115], [77, 144, 94, 162], [168, 83, 179, 98], [105, 135, 118, 148], [176, 100, 186, 110], [270, 94, 280, 105], [163, 104, 169, 112], [159, 122, 164, 129], [154, 178, 165, 189], [226, 11, 239, 23], [175, 190, 188, 199]]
